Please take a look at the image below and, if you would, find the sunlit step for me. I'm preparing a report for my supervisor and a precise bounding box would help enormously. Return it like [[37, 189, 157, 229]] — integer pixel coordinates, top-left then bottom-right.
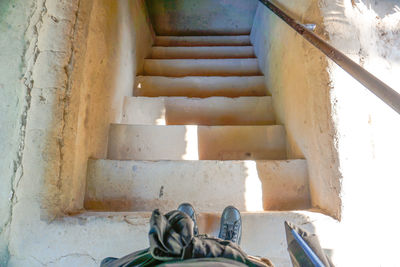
[[134, 76, 267, 98], [155, 35, 251, 47], [107, 125, 287, 160], [143, 59, 261, 77], [121, 96, 275, 125], [151, 46, 255, 59], [85, 159, 310, 212]]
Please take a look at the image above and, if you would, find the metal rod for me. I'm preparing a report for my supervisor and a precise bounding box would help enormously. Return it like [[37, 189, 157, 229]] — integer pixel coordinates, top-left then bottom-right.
[[259, 0, 400, 115], [290, 229, 326, 267]]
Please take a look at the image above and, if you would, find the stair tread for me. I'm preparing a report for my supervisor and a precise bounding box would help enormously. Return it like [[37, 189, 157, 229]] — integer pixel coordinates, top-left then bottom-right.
[[155, 35, 251, 46], [151, 46, 255, 59], [85, 159, 310, 212], [121, 96, 275, 125], [144, 58, 261, 77], [107, 124, 287, 161], [134, 76, 268, 97]]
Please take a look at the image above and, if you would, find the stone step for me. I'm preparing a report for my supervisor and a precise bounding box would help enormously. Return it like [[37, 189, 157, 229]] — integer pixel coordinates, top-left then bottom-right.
[[151, 46, 255, 59], [134, 76, 267, 98], [155, 35, 251, 47], [85, 159, 310, 213], [143, 59, 261, 77], [78, 211, 323, 266], [121, 96, 275, 125], [107, 125, 287, 160]]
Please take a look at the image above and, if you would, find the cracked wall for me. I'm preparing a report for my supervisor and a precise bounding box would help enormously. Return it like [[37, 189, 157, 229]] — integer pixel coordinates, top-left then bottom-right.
[[1, 0, 154, 265], [0, 0, 37, 264]]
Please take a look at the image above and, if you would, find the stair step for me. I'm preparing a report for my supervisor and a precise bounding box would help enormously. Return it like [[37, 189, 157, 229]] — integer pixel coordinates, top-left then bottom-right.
[[121, 96, 275, 125], [107, 125, 287, 160], [155, 35, 251, 47], [134, 76, 267, 98], [85, 159, 310, 212], [143, 59, 261, 77], [151, 46, 255, 59]]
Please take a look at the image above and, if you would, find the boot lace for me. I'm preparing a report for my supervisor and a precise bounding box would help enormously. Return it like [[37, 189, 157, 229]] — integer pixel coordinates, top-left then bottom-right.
[[221, 222, 239, 243]]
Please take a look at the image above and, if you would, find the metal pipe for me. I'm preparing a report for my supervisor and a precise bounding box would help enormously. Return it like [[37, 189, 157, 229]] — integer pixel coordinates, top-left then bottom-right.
[[259, 0, 400, 115], [290, 229, 326, 267]]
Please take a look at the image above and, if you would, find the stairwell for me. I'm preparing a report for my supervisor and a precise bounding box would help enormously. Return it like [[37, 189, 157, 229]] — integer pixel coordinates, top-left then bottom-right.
[[0, 0, 346, 264], [84, 34, 311, 226]]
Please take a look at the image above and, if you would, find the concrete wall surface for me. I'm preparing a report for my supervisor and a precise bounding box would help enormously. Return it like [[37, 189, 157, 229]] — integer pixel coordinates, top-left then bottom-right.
[[319, 0, 400, 266], [147, 0, 259, 35], [0, 0, 153, 265], [61, 0, 154, 213], [251, 0, 342, 219], [0, 0, 37, 264]]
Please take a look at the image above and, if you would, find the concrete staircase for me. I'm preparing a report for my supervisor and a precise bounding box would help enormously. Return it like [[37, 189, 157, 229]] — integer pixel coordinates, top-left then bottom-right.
[[85, 34, 310, 213], [84, 34, 311, 264]]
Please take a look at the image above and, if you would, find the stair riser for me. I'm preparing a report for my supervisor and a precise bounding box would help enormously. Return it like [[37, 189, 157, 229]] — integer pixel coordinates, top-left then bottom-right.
[[134, 76, 267, 98], [121, 96, 275, 125], [151, 46, 255, 59], [144, 59, 261, 77], [85, 159, 310, 212], [107, 125, 287, 161], [155, 35, 251, 46]]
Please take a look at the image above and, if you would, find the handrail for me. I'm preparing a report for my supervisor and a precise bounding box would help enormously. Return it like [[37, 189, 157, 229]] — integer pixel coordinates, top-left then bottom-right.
[[258, 0, 400, 115], [290, 229, 326, 267]]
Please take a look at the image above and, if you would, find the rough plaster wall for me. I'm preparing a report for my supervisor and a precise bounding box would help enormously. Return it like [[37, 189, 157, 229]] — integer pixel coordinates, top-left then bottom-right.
[[78, 0, 153, 160], [55, 0, 94, 214], [0, 0, 81, 264], [0, 0, 36, 263], [251, 1, 342, 219], [147, 0, 258, 35], [59, 0, 154, 213], [2, 0, 154, 265], [319, 0, 400, 265]]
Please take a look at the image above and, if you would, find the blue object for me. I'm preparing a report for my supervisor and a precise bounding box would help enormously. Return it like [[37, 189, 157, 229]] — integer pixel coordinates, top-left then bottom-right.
[[290, 229, 326, 267]]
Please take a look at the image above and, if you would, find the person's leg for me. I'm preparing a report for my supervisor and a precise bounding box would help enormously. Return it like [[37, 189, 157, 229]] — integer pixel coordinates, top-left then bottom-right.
[[218, 206, 242, 245], [177, 203, 199, 236]]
